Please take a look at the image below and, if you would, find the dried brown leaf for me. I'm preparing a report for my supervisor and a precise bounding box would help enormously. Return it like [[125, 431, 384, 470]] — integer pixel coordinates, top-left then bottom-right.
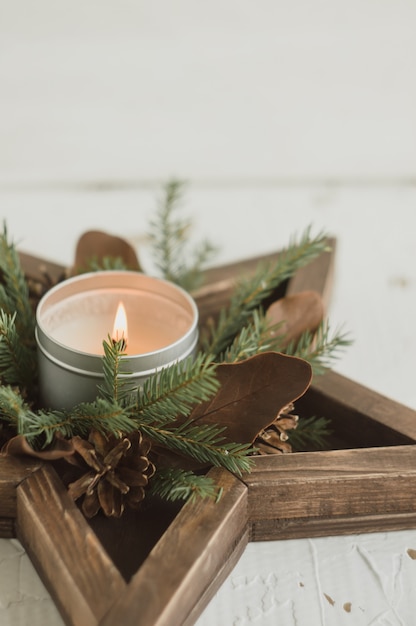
[[71, 230, 141, 274], [189, 351, 312, 445], [267, 290, 324, 348]]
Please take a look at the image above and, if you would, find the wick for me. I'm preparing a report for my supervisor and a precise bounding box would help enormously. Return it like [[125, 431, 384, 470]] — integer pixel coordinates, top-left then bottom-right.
[[112, 336, 127, 352]]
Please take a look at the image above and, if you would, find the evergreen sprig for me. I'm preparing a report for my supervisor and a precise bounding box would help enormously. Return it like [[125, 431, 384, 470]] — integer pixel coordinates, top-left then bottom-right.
[[287, 415, 332, 451], [0, 311, 37, 390], [285, 321, 352, 375], [148, 180, 218, 291], [221, 310, 284, 363], [147, 467, 220, 503], [141, 421, 255, 476], [0, 385, 38, 432], [202, 226, 331, 358], [19, 399, 139, 447], [98, 336, 134, 404], [136, 353, 220, 425], [0, 224, 34, 337], [0, 225, 37, 391], [80, 256, 129, 273]]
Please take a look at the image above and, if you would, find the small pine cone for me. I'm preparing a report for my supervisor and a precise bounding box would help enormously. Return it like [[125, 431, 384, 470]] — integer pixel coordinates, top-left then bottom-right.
[[67, 429, 155, 518], [255, 403, 299, 455]]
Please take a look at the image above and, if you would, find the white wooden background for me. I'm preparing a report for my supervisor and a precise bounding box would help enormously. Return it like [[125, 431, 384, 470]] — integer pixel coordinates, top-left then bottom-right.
[[1, 2, 416, 624]]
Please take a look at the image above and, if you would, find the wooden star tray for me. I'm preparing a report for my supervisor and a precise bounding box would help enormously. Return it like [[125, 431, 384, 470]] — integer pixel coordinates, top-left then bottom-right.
[[2, 241, 416, 626]]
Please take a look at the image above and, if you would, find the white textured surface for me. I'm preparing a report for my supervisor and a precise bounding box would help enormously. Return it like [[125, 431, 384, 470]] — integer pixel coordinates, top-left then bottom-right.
[[1, 2, 416, 624]]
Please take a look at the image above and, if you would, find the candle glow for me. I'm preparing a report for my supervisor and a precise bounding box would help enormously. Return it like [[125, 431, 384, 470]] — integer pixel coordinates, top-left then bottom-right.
[[112, 301, 128, 347]]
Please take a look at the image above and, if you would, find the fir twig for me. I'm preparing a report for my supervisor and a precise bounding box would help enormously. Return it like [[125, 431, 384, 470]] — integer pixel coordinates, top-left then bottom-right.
[[284, 321, 352, 376], [18, 399, 139, 447], [0, 311, 37, 390], [0, 224, 35, 337], [136, 353, 220, 425], [141, 421, 255, 476], [148, 467, 220, 503], [221, 310, 286, 363], [98, 337, 133, 404], [288, 415, 332, 451], [0, 225, 37, 391], [203, 226, 331, 358], [0, 385, 37, 433], [80, 256, 129, 272], [148, 180, 218, 290]]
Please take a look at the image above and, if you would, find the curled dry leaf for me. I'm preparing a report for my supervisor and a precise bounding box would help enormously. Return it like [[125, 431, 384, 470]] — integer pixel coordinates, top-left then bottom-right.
[[189, 351, 312, 445], [2, 433, 75, 459], [71, 230, 141, 275], [266, 290, 324, 349]]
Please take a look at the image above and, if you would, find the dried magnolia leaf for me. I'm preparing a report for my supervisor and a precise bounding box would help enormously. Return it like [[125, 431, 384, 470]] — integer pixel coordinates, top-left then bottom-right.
[[267, 290, 324, 348], [189, 351, 312, 445], [71, 230, 141, 274], [2, 433, 75, 460]]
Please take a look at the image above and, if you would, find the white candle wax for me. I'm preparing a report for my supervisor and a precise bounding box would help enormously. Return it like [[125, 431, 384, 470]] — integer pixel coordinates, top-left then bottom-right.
[[43, 288, 193, 355]]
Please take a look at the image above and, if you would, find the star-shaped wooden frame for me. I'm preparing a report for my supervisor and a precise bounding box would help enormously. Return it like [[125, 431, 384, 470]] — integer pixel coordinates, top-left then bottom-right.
[[1, 242, 416, 626]]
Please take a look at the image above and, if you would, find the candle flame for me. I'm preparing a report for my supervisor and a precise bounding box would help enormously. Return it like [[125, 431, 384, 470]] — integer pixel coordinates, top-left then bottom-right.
[[112, 301, 128, 349]]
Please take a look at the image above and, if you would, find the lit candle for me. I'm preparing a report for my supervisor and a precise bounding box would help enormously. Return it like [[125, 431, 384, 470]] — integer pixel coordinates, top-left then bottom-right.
[[112, 301, 128, 348], [35, 271, 199, 409]]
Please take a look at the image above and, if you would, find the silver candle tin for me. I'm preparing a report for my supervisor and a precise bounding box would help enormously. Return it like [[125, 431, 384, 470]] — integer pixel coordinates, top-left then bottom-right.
[[35, 271, 199, 410]]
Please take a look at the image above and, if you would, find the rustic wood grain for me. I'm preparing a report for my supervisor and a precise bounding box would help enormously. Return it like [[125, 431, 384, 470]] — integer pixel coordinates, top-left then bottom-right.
[[300, 369, 416, 448], [0, 517, 15, 538], [0, 455, 43, 520], [246, 445, 416, 540], [251, 510, 416, 541], [16, 465, 126, 626], [100, 468, 248, 626]]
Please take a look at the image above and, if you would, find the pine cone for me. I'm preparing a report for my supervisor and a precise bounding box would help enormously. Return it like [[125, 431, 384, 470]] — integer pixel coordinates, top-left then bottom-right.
[[67, 429, 155, 518], [255, 402, 298, 454]]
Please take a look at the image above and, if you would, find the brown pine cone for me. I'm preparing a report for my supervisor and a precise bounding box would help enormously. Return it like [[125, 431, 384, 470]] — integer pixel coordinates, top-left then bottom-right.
[[255, 403, 299, 454], [67, 429, 155, 518]]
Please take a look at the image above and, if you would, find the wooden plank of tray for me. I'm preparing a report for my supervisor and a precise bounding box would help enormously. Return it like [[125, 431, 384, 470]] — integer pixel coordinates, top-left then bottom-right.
[[99, 468, 248, 626], [0, 455, 43, 518], [305, 369, 416, 446], [16, 464, 126, 626], [246, 445, 416, 541]]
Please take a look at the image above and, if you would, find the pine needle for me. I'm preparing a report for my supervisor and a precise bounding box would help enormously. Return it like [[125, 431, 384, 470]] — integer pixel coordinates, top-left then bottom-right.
[[284, 321, 352, 376], [98, 336, 135, 404], [203, 226, 331, 358], [288, 415, 333, 451], [136, 353, 220, 424], [141, 420, 255, 475], [148, 180, 218, 290], [148, 467, 220, 503]]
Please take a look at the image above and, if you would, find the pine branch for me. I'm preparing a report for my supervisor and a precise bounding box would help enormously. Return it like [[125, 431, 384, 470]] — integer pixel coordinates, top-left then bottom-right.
[[81, 256, 129, 272], [221, 310, 286, 363], [148, 467, 220, 503], [284, 321, 352, 376], [288, 415, 332, 451], [18, 398, 139, 447], [0, 385, 36, 433], [148, 180, 218, 290], [98, 337, 134, 404], [0, 224, 35, 342], [203, 226, 331, 358], [141, 420, 255, 476], [0, 311, 37, 391], [136, 353, 220, 425]]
